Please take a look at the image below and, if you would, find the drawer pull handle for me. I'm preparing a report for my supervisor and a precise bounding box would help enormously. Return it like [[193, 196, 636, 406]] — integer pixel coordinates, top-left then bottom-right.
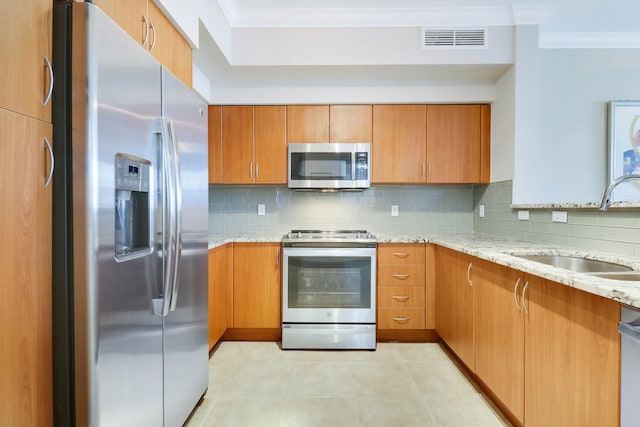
[[392, 274, 410, 279], [392, 252, 410, 258], [392, 317, 410, 323], [392, 295, 410, 302]]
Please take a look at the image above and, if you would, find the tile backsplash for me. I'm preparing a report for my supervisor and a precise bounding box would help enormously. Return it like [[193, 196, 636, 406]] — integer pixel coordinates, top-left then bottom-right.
[[473, 180, 640, 257], [209, 185, 474, 235]]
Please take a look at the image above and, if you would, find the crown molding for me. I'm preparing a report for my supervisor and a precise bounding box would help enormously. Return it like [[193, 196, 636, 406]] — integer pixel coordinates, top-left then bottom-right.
[[222, 5, 527, 28], [540, 32, 640, 48]]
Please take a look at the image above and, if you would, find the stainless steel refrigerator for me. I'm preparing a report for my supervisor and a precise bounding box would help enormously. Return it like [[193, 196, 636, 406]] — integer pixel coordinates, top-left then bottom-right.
[[51, 2, 208, 426]]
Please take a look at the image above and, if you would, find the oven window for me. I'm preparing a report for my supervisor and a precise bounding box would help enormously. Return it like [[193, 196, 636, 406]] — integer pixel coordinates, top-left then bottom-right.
[[287, 256, 371, 309], [290, 152, 353, 181]]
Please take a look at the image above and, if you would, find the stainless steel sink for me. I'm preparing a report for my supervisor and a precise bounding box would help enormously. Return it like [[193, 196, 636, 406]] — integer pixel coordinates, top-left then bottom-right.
[[588, 272, 640, 281], [516, 254, 633, 273]]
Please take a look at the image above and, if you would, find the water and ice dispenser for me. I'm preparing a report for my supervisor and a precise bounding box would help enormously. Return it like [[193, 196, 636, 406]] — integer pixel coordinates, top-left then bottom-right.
[[115, 154, 151, 260]]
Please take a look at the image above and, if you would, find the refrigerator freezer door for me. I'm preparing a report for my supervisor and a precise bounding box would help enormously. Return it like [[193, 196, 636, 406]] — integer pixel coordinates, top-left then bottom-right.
[[71, 4, 164, 426], [161, 69, 209, 427]]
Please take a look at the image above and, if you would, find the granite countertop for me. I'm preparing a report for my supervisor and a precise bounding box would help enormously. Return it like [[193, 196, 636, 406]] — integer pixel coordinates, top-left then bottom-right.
[[209, 232, 640, 310]]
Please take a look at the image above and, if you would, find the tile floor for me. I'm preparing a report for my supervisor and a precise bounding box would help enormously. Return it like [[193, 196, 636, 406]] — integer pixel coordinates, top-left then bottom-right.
[[185, 341, 511, 427]]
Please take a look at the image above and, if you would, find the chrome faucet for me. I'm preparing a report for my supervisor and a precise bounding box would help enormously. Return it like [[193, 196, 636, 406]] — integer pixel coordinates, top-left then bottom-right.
[[599, 174, 640, 210]]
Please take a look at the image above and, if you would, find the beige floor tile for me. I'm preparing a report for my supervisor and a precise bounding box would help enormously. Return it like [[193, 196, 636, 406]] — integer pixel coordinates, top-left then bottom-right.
[[349, 360, 421, 398], [287, 361, 354, 397], [408, 362, 480, 398], [281, 397, 358, 427], [200, 397, 284, 427], [357, 396, 438, 427], [194, 342, 509, 427], [222, 361, 292, 397], [428, 397, 509, 427]]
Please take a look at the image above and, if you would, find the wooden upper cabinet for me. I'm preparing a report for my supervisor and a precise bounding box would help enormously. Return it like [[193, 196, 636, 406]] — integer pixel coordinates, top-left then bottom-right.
[[254, 106, 287, 184], [287, 105, 372, 143], [208, 106, 222, 184], [287, 105, 330, 143], [221, 106, 287, 184], [372, 105, 427, 184], [95, 0, 192, 88], [147, 1, 192, 88], [94, 0, 148, 46], [1, 0, 53, 121], [426, 104, 490, 183], [222, 106, 254, 184], [0, 108, 53, 427], [329, 105, 372, 142]]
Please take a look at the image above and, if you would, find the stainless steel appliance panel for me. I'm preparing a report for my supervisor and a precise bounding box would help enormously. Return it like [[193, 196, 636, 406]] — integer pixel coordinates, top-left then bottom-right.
[[620, 305, 640, 427], [161, 69, 209, 427], [72, 4, 164, 425], [282, 247, 376, 324], [282, 324, 376, 350]]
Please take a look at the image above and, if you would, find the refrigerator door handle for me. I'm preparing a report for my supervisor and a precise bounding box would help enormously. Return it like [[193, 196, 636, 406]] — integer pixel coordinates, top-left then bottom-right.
[[159, 117, 176, 316], [167, 120, 182, 311]]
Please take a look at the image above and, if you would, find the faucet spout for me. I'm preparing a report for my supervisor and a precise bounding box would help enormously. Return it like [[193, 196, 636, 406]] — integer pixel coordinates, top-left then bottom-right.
[[599, 174, 640, 210]]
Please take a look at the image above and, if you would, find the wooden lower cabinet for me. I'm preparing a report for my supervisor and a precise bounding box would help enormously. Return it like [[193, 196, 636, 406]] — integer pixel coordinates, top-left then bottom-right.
[[377, 243, 431, 338], [232, 243, 281, 328], [208, 244, 233, 350], [0, 108, 53, 426], [436, 247, 621, 427], [435, 247, 475, 370], [473, 259, 525, 424], [524, 275, 620, 427]]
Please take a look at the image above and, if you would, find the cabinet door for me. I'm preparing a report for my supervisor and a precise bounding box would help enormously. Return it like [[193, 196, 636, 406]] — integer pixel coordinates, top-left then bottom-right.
[[208, 106, 222, 184], [329, 105, 372, 142], [287, 105, 330, 143], [233, 243, 281, 328], [372, 105, 426, 183], [147, 1, 192, 88], [524, 276, 620, 427], [426, 105, 490, 183], [222, 106, 254, 183], [473, 260, 525, 423], [94, 0, 148, 47], [435, 247, 474, 369], [0, 108, 53, 427], [208, 244, 233, 350], [1, 0, 52, 121], [255, 106, 287, 184]]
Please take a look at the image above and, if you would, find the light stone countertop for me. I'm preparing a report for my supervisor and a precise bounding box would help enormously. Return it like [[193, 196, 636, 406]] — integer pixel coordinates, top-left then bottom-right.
[[209, 232, 640, 310]]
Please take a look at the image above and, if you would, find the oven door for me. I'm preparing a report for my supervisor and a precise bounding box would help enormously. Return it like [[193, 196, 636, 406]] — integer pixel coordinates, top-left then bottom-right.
[[282, 246, 376, 324]]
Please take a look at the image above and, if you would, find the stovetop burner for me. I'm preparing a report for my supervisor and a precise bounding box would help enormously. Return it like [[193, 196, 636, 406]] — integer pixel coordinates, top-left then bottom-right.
[[282, 229, 377, 247]]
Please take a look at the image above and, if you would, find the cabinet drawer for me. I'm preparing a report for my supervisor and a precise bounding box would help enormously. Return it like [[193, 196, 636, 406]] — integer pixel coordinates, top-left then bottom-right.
[[377, 308, 425, 329], [378, 286, 425, 308], [378, 264, 425, 286], [378, 244, 425, 264]]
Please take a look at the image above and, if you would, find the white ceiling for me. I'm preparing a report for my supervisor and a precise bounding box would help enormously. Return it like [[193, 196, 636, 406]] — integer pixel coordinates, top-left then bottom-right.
[[194, 0, 640, 101]]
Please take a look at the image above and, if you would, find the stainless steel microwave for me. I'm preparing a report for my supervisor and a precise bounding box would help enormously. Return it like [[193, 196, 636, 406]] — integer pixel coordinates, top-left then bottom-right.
[[288, 143, 371, 190]]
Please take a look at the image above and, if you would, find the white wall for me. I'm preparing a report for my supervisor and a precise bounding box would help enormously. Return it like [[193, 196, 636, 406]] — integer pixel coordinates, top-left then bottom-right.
[[513, 48, 640, 205], [490, 65, 515, 182]]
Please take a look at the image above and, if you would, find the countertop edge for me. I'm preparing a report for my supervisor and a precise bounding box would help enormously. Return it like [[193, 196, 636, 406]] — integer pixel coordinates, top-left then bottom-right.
[[209, 233, 640, 310]]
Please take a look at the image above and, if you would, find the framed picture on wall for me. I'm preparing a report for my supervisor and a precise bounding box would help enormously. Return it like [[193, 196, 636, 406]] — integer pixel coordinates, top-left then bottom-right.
[[608, 100, 640, 202]]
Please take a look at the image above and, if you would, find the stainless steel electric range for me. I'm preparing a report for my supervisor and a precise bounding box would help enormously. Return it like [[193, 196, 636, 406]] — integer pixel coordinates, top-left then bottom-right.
[[281, 230, 377, 350]]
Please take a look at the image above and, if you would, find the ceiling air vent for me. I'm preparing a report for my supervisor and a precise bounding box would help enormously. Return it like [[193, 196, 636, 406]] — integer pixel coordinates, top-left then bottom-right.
[[421, 27, 487, 49]]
